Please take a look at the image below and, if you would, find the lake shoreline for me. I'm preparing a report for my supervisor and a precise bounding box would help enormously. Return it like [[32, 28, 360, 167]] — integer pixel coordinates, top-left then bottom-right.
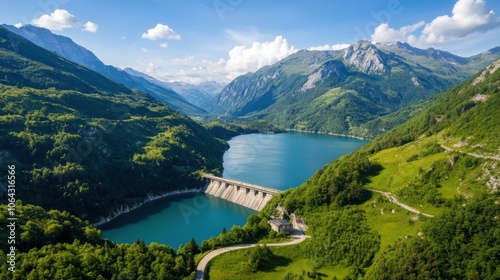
[[101, 133, 366, 246], [93, 188, 203, 227], [285, 129, 369, 141]]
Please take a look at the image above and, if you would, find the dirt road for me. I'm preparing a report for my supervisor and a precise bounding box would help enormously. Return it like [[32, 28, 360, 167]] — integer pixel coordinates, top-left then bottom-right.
[[368, 189, 434, 218]]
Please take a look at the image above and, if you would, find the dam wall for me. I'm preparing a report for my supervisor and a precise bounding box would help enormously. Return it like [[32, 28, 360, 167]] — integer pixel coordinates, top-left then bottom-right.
[[203, 174, 279, 211]]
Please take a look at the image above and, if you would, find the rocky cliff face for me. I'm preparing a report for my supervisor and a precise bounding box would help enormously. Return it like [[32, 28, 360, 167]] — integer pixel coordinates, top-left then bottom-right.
[[343, 40, 388, 74], [300, 61, 346, 92], [210, 66, 284, 115]]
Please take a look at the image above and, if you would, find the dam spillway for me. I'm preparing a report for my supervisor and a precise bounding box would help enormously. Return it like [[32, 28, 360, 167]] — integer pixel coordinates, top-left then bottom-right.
[[203, 174, 280, 211]]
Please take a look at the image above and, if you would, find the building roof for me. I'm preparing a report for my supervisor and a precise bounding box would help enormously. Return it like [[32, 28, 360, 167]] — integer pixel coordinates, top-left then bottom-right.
[[268, 219, 292, 226]]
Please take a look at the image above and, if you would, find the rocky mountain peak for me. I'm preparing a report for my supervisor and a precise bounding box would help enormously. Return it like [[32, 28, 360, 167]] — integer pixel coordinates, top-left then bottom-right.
[[300, 61, 346, 92], [352, 40, 375, 51], [343, 40, 388, 74]]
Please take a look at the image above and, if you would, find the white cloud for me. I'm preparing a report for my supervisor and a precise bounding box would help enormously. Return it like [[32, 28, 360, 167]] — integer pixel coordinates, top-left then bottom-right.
[[31, 9, 79, 31], [83, 21, 98, 33], [369, 0, 500, 48], [138, 56, 228, 84], [137, 36, 319, 84], [308, 44, 351, 51], [141, 48, 149, 53], [14, 23, 23, 28], [419, 0, 499, 44], [225, 35, 298, 78], [160, 43, 169, 48], [142, 23, 181, 41], [371, 21, 425, 44], [31, 9, 100, 34]]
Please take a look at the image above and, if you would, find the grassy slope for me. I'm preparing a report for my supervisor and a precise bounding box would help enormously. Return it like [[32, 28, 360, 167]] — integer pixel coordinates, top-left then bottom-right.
[[207, 60, 500, 279], [361, 59, 500, 254], [207, 242, 347, 280]]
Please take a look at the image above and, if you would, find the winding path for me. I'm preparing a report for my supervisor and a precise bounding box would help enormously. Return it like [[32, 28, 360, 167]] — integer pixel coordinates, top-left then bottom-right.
[[368, 144, 500, 218], [195, 230, 310, 280], [368, 189, 434, 218], [440, 144, 500, 161]]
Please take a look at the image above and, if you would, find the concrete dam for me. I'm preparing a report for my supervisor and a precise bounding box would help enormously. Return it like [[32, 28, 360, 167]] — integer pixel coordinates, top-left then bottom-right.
[[203, 174, 280, 211]]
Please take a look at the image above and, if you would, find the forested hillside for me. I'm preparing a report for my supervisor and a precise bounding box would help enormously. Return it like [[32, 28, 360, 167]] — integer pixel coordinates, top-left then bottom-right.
[[3, 24, 207, 116], [1, 20, 499, 279], [215, 59, 500, 279], [0, 26, 227, 223], [0, 203, 203, 279]]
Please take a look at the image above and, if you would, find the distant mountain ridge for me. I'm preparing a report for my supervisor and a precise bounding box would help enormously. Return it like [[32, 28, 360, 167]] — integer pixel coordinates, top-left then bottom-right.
[[378, 41, 468, 64], [2, 24, 207, 116], [167, 81, 224, 107], [209, 40, 500, 138], [123, 67, 224, 107], [0, 26, 131, 94], [0, 25, 226, 221], [271, 58, 500, 280]]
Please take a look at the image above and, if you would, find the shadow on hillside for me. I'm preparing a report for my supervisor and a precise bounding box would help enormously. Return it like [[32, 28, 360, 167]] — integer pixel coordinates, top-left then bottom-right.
[[360, 161, 385, 203], [259, 254, 293, 272]]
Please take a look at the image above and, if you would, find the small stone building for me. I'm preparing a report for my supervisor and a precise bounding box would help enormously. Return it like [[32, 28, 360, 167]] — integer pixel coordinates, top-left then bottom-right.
[[268, 219, 293, 233]]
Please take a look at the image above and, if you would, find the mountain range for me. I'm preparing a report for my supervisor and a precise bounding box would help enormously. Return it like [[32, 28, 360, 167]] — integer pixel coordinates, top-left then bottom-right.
[[208, 40, 500, 138], [122, 67, 224, 107], [0, 25, 226, 221], [5, 24, 499, 140], [2, 24, 208, 116], [1, 17, 499, 279], [269, 57, 500, 279]]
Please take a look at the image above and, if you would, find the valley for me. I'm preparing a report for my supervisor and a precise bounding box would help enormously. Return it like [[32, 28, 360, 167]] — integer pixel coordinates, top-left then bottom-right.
[[99, 132, 365, 249], [208, 41, 499, 139], [0, 2, 499, 279], [204, 59, 500, 279]]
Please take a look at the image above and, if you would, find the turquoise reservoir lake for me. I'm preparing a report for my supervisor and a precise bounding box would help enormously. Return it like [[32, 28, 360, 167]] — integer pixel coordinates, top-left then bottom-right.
[[101, 132, 366, 248]]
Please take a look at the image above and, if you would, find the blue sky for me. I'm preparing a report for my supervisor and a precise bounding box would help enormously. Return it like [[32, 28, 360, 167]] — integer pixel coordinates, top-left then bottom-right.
[[1, 0, 499, 83]]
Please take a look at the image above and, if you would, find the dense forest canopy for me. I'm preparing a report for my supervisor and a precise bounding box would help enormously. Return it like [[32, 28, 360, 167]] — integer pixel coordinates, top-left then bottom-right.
[[0, 26, 227, 222]]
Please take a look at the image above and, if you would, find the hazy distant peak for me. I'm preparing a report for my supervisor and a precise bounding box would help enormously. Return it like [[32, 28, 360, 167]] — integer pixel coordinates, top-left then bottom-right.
[[375, 41, 468, 65], [2, 23, 105, 69], [3, 24, 207, 115]]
